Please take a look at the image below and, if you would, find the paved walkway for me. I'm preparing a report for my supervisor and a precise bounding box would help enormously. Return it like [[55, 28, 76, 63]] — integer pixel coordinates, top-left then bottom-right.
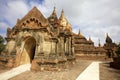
[[76, 62, 101, 80], [0, 61, 101, 80], [9, 60, 91, 80], [0, 64, 31, 80]]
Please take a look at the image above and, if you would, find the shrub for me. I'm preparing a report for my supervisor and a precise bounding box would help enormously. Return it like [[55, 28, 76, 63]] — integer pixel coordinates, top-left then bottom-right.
[[0, 35, 5, 53]]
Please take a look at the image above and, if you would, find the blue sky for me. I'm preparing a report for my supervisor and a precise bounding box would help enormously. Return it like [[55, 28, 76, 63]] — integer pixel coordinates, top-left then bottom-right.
[[0, 0, 120, 46]]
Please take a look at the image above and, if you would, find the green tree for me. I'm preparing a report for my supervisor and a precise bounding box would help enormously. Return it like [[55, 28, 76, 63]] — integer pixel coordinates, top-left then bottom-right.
[[116, 43, 120, 56], [0, 35, 5, 53]]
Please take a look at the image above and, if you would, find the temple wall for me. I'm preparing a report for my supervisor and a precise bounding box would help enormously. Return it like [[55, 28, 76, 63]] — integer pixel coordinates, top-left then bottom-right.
[[65, 38, 69, 54], [51, 41, 56, 54], [57, 39, 61, 55], [43, 41, 51, 55], [6, 40, 16, 55], [60, 37, 65, 55], [69, 37, 72, 55], [36, 32, 44, 54]]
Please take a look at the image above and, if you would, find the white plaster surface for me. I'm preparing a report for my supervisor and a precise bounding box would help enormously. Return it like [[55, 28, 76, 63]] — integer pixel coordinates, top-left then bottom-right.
[[76, 62, 101, 80], [0, 64, 31, 80]]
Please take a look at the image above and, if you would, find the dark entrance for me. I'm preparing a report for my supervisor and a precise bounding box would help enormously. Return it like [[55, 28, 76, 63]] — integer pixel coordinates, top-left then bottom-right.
[[20, 37, 36, 65]]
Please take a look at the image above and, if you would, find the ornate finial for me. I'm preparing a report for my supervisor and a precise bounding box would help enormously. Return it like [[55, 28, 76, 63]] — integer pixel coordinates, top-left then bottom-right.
[[53, 6, 56, 12], [33, 6, 37, 9], [52, 6, 56, 15], [89, 36, 93, 43], [54, 6, 56, 10], [62, 9, 64, 14], [78, 28, 80, 35], [89, 36, 91, 41], [98, 38, 101, 47], [59, 9, 65, 19], [78, 28, 83, 36], [61, 9, 64, 17], [106, 33, 108, 37], [99, 39, 100, 43]]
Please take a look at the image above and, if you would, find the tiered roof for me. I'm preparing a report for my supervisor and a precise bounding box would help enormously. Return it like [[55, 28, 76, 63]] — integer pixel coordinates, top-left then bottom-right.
[[16, 6, 48, 28]]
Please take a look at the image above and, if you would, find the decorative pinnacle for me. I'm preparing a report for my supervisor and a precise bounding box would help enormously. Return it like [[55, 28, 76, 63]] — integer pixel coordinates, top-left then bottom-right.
[[78, 28, 80, 35], [61, 9, 64, 17], [106, 33, 108, 37], [98, 38, 101, 47], [54, 6, 56, 10], [59, 9, 65, 20], [52, 6, 56, 15], [62, 9, 64, 14], [78, 28, 82, 36], [89, 36, 91, 40]]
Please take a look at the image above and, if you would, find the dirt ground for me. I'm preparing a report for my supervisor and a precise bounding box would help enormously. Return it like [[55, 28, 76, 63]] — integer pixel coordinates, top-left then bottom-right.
[[100, 62, 120, 80]]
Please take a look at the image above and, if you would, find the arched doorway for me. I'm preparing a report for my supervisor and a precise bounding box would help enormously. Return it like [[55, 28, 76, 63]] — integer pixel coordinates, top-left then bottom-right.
[[19, 37, 36, 65]]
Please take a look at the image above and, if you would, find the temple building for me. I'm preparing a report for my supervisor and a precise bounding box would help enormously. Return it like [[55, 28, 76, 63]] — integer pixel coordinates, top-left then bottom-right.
[[104, 33, 117, 58], [72, 30, 106, 56], [1, 6, 118, 71], [3, 7, 75, 71]]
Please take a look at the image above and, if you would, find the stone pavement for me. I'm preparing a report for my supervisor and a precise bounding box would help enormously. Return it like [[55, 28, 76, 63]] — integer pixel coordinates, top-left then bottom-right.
[[76, 62, 101, 80], [9, 60, 91, 80], [0, 64, 31, 80], [0, 60, 119, 80]]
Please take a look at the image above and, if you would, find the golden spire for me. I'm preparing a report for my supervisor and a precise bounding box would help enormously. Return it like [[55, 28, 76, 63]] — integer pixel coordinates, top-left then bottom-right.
[[59, 9, 65, 19], [52, 6, 56, 15], [78, 29, 83, 36], [48, 6, 58, 23]]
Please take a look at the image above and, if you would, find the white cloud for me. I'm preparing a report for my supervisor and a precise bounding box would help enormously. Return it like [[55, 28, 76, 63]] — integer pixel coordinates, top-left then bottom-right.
[[0, 22, 9, 37], [0, 0, 120, 46], [0, 22, 9, 29], [3, 0, 28, 26]]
